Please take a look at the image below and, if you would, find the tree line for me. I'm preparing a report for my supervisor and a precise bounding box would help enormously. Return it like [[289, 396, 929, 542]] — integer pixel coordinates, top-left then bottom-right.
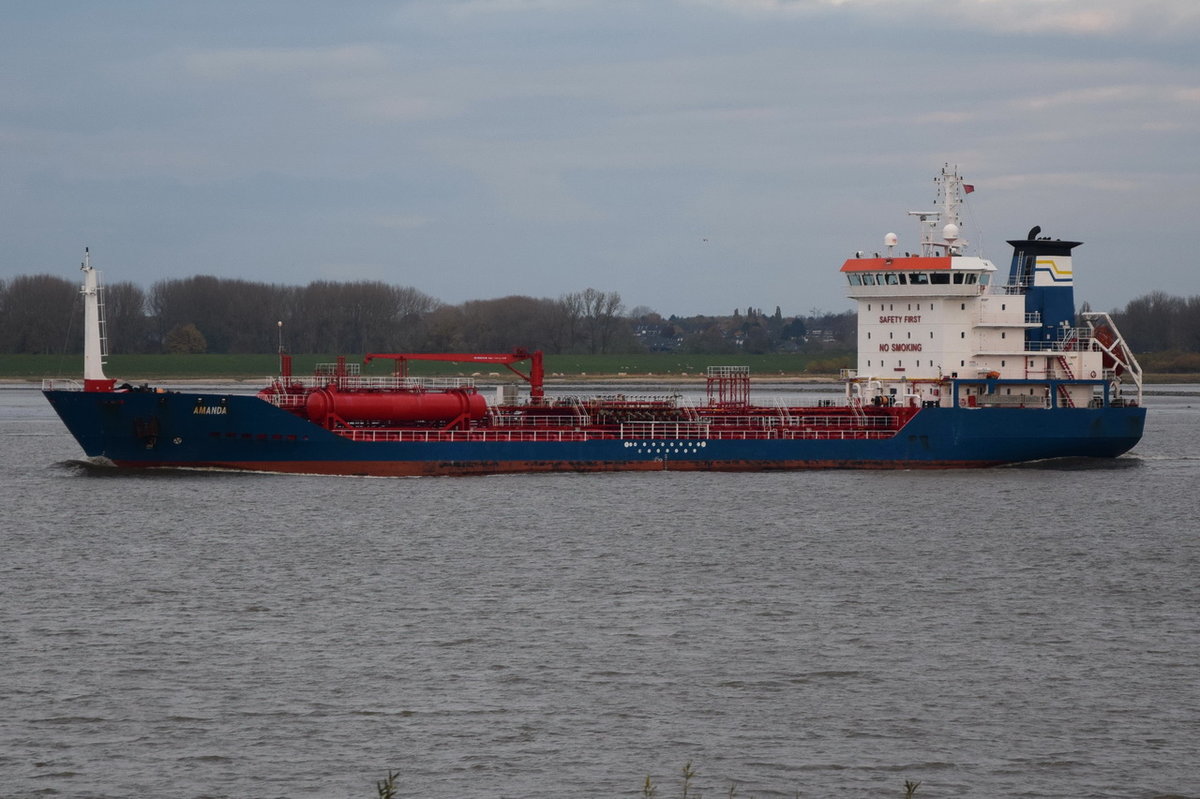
[[0, 273, 851, 357], [4, 273, 1195, 366]]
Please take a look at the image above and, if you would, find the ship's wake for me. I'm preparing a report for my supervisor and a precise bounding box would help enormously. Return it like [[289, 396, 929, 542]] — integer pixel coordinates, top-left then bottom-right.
[[53, 459, 233, 478], [1007, 455, 1144, 471]]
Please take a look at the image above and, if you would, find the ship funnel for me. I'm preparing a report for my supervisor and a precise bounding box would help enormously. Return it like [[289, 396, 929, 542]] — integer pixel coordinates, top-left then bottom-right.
[[1007, 230, 1081, 347]]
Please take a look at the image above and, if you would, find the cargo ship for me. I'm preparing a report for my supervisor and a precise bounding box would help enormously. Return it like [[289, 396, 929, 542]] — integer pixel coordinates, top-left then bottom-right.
[[43, 167, 1145, 475]]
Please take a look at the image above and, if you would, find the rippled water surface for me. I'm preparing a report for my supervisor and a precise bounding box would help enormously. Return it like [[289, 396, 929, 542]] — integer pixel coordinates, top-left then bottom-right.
[[2, 384, 1198, 798]]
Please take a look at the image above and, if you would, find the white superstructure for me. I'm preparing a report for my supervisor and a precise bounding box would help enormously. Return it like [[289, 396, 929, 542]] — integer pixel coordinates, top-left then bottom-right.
[[839, 166, 1140, 410]]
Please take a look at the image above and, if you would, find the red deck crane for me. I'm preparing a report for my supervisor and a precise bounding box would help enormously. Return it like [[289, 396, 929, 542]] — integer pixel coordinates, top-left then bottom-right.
[[363, 349, 545, 402]]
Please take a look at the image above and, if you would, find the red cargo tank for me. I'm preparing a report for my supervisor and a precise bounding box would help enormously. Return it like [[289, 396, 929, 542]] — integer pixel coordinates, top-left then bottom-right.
[[305, 388, 487, 426]]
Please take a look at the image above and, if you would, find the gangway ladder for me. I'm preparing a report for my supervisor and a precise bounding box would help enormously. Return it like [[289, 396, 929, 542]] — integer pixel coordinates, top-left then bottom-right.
[[1054, 355, 1077, 408], [848, 393, 868, 426], [1082, 311, 1144, 406], [567, 398, 592, 428], [776, 402, 791, 429], [98, 285, 110, 365]]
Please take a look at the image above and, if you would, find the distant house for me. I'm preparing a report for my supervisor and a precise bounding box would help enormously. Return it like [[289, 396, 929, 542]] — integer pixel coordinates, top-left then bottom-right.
[[634, 324, 684, 351]]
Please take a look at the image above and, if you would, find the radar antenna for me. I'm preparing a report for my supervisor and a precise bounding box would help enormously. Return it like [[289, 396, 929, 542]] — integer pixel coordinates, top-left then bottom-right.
[[906, 164, 971, 256]]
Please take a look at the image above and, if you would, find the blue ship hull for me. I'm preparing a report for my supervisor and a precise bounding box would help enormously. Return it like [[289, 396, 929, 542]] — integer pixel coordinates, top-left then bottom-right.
[[44, 388, 1146, 475]]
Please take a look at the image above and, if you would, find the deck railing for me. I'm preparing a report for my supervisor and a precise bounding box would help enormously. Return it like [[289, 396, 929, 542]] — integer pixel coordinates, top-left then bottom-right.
[[333, 414, 904, 444], [266, 375, 477, 392], [41, 379, 84, 391]]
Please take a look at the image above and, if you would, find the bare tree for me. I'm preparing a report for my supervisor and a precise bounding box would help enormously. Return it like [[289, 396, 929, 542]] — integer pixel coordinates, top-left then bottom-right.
[[552, 291, 585, 353], [0, 275, 79, 353], [579, 287, 625, 354], [416, 304, 466, 352], [1113, 291, 1187, 352], [457, 295, 563, 352], [103, 281, 152, 353]]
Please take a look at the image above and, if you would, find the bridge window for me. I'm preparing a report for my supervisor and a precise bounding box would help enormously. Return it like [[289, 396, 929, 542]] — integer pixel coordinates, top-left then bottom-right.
[[931, 273, 950, 284], [953, 273, 965, 284], [848, 274, 862, 285]]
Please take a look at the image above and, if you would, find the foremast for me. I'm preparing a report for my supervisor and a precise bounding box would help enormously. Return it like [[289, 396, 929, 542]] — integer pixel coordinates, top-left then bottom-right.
[[81, 248, 116, 392]]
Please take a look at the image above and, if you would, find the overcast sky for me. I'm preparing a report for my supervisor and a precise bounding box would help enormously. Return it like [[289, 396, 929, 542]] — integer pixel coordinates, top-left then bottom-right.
[[3, 0, 1198, 317]]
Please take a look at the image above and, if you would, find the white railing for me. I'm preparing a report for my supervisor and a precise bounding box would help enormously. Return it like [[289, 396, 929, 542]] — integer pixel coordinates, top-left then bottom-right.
[[584, 393, 681, 405], [977, 312, 1041, 327], [780, 429, 898, 440], [693, 414, 781, 428], [315, 362, 361, 376], [619, 422, 711, 439], [1022, 333, 1092, 353], [340, 426, 907, 444], [793, 414, 895, 428], [491, 413, 584, 427], [266, 375, 476, 391], [42, 379, 83, 391], [707, 365, 749, 377], [262, 392, 307, 409], [335, 417, 905, 444], [1083, 311, 1144, 405]]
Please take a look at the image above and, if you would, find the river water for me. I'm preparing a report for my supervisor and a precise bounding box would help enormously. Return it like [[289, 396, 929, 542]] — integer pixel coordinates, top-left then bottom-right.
[[1, 382, 1197, 799]]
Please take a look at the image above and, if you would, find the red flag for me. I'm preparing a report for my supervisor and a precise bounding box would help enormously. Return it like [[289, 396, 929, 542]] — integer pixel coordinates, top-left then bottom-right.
[[963, 184, 975, 194]]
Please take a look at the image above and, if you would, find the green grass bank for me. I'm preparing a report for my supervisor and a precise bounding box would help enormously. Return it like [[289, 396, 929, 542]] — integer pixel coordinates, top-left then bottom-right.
[[2, 352, 854, 382], [7, 351, 1192, 383]]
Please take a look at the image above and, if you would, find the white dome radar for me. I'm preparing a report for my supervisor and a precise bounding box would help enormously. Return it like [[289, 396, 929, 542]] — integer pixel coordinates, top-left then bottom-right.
[[942, 223, 959, 242]]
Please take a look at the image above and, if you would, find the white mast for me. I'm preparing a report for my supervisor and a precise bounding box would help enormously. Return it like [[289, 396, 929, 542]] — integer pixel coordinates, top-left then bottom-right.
[[81, 248, 116, 392], [907, 164, 968, 256]]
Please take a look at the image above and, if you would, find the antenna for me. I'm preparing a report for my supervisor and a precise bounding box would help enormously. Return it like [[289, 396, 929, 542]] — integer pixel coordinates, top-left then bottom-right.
[[908, 165, 970, 256]]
